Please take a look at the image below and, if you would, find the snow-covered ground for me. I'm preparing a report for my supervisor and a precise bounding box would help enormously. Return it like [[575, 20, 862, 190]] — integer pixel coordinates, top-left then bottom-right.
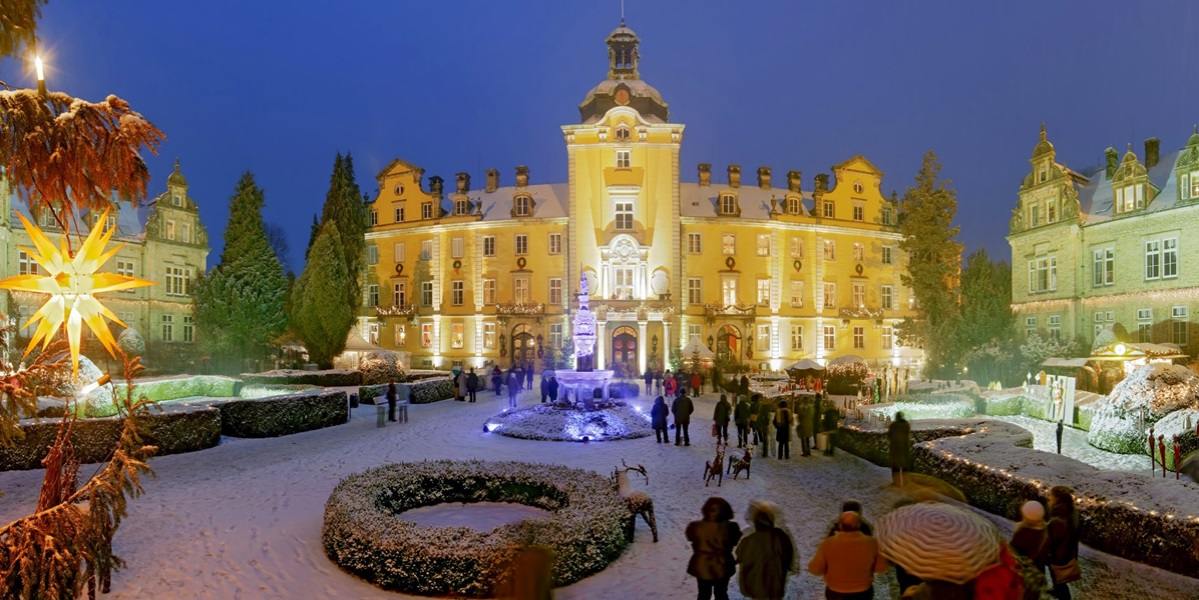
[[990, 415, 1156, 474], [1, 388, 1197, 599]]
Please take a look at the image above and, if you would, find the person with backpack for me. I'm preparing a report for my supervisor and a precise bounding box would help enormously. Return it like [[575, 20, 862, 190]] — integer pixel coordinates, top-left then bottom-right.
[[773, 399, 793, 460]]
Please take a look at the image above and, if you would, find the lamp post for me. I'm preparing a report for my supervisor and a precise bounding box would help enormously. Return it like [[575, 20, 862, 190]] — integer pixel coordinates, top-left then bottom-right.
[[34, 54, 46, 97]]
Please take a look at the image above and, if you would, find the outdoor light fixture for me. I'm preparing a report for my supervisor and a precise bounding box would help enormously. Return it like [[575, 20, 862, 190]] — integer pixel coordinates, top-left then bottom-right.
[[1114, 343, 1127, 356], [34, 54, 45, 96], [79, 374, 111, 396], [707, 335, 714, 350]]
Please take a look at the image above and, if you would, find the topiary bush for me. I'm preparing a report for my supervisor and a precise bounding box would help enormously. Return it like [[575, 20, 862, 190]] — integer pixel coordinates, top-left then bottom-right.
[[240, 369, 362, 387], [216, 389, 348, 438], [117, 327, 146, 357], [408, 377, 454, 404], [322, 460, 629, 597], [358, 350, 407, 385]]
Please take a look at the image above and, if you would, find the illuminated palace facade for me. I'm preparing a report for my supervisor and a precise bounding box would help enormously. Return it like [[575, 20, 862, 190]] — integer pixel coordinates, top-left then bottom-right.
[[362, 23, 920, 373]]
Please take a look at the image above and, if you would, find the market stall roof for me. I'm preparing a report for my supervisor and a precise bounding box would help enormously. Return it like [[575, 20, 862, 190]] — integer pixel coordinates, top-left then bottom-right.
[[1042, 358, 1089, 368], [680, 335, 715, 358], [343, 329, 383, 353], [1088, 342, 1188, 361], [1129, 342, 1190, 359], [785, 358, 825, 372]]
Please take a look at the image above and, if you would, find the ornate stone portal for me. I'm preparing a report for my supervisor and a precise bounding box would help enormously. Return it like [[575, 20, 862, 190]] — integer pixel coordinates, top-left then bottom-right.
[[556, 272, 615, 409]]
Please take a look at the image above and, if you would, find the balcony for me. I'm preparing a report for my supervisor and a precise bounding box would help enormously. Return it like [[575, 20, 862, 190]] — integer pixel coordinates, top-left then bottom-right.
[[838, 306, 885, 321], [496, 302, 545, 317], [376, 303, 417, 317], [704, 303, 756, 324]]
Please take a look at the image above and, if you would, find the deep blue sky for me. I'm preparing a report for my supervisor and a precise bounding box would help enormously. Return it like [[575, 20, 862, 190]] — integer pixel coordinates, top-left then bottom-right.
[[10, 1, 1199, 272]]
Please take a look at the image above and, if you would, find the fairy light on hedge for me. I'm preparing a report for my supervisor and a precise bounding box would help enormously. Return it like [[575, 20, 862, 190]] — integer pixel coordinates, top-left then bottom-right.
[[0, 210, 154, 375]]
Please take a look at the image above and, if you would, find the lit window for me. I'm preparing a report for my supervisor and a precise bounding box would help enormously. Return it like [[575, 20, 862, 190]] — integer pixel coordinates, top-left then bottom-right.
[[688, 278, 702, 305], [852, 243, 864, 262], [367, 245, 379, 265], [515, 234, 528, 255], [757, 325, 770, 352], [166, 220, 176, 241], [514, 277, 530, 304], [367, 284, 379, 308], [688, 232, 702, 254], [451, 281, 464, 305], [421, 281, 434, 306], [757, 279, 771, 305], [1191, 171, 1199, 198], [483, 323, 496, 349], [483, 236, 495, 257], [393, 282, 406, 307], [395, 324, 407, 347], [548, 278, 562, 305], [882, 326, 893, 350], [756, 234, 770, 257], [790, 281, 804, 307], [451, 322, 464, 348], [823, 240, 836, 261], [823, 283, 836, 308], [721, 278, 738, 305], [615, 201, 633, 230], [161, 315, 173, 341], [721, 194, 737, 215], [790, 237, 803, 259], [483, 279, 496, 305], [548, 233, 562, 255], [1047, 201, 1056, 223], [823, 325, 836, 351], [853, 326, 865, 349], [722, 234, 736, 255], [421, 323, 433, 348], [791, 325, 804, 351], [852, 283, 865, 307], [615, 149, 631, 168], [882, 285, 893, 310], [450, 237, 464, 259]]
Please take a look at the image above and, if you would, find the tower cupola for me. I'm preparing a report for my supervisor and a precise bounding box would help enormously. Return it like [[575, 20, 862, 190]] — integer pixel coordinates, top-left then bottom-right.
[[607, 20, 640, 79]]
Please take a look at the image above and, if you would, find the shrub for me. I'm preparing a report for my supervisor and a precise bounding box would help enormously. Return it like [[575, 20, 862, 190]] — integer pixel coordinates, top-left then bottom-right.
[[826, 362, 868, 395], [216, 389, 348, 438], [873, 393, 977, 421], [117, 327, 146, 357], [240, 369, 362, 387], [358, 383, 388, 405], [408, 377, 454, 404], [358, 350, 406, 385], [322, 460, 629, 597]]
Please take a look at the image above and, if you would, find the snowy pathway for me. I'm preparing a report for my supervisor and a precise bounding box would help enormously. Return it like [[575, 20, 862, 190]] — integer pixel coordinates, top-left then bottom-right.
[[990, 415, 1155, 474], [1, 387, 1197, 599]]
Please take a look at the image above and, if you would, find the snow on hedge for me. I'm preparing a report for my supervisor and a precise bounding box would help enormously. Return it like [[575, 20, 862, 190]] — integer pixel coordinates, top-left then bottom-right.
[[486, 403, 653, 442], [1088, 364, 1199, 454]]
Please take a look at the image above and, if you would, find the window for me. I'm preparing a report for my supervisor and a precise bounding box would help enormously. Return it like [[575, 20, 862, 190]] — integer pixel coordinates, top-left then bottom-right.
[[450, 237, 464, 259], [548, 278, 562, 305], [367, 284, 379, 308], [181, 223, 190, 244], [852, 204, 864, 222], [688, 278, 702, 305], [882, 285, 893, 310], [852, 283, 865, 307], [548, 233, 562, 255], [421, 281, 434, 306], [172, 194, 182, 207], [721, 278, 738, 305], [614, 268, 634, 299], [688, 324, 702, 343], [757, 279, 771, 305], [881, 246, 893, 265], [614, 200, 633, 230], [1047, 201, 1057, 223], [853, 326, 865, 349], [1030, 205, 1039, 227], [823, 240, 836, 261], [787, 197, 800, 214], [1039, 170, 1047, 183], [688, 232, 702, 254], [394, 242, 406, 262], [757, 325, 770, 352], [1163, 238, 1178, 278], [1027, 257, 1056, 293], [395, 206, 404, 222], [370, 210, 378, 226], [882, 207, 894, 225], [790, 237, 803, 259], [116, 260, 135, 279], [1048, 315, 1061, 340], [1137, 308, 1152, 343], [1093, 248, 1114, 286], [1025, 316, 1037, 336], [18, 251, 37, 275], [1173, 307, 1188, 345], [451, 280, 464, 305], [367, 245, 379, 265], [455, 199, 469, 215], [722, 234, 736, 255], [451, 322, 464, 349], [161, 315, 173, 342], [183, 315, 194, 343], [393, 282, 406, 307], [790, 280, 804, 307], [165, 267, 191, 296], [1145, 240, 1161, 279], [420, 239, 433, 260], [823, 283, 836, 308], [790, 325, 804, 351], [615, 149, 631, 168], [484, 323, 496, 349], [514, 277, 530, 304], [483, 279, 496, 305], [1191, 171, 1199, 198], [420, 323, 433, 348], [549, 323, 563, 349], [823, 201, 834, 218], [756, 234, 770, 257], [514, 195, 532, 216], [166, 220, 176, 241], [720, 194, 737, 215], [852, 243, 864, 262], [395, 324, 407, 347], [422, 202, 434, 219], [614, 126, 631, 142], [483, 236, 495, 257], [882, 326, 893, 350], [823, 325, 836, 351], [513, 234, 528, 255]]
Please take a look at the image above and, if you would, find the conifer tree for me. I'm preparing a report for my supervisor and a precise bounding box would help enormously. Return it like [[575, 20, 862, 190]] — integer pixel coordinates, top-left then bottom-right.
[[956, 248, 1014, 352], [897, 150, 962, 379], [290, 219, 354, 368], [306, 214, 319, 259], [318, 153, 368, 310]]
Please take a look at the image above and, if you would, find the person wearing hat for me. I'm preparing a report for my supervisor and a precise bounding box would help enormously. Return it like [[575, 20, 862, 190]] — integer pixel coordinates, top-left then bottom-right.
[[1010, 500, 1049, 571], [808, 512, 887, 599]]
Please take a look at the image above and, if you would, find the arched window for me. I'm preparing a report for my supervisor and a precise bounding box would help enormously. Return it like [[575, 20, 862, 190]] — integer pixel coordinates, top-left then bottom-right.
[[720, 194, 737, 215], [455, 199, 469, 215], [514, 194, 533, 217], [787, 197, 800, 214]]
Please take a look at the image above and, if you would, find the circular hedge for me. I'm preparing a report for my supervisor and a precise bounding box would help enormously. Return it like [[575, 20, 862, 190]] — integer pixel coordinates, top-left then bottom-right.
[[322, 460, 629, 597]]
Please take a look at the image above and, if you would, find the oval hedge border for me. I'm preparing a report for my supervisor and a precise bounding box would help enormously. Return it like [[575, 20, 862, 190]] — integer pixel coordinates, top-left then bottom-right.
[[322, 460, 629, 597]]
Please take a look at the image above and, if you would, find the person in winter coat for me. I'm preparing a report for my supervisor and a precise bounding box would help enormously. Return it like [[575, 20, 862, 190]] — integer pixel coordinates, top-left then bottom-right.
[[466, 368, 479, 403], [644, 369, 654, 395], [1010, 500, 1049, 571], [808, 511, 887, 599], [827, 500, 874, 537], [1046, 486, 1081, 599], [888, 411, 912, 486], [453, 371, 463, 401], [672, 393, 694, 446], [755, 398, 772, 458], [547, 375, 559, 403], [686, 497, 742, 600], [539, 372, 549, 403], [748, 394, 762, 445], [386, 381, 398, 422], [713, 394, 732, 443], [664, 372, 678, 398], [492, 366, 504, 396], [797, 399, 816, 457], [525, 361, 534, 390], [733, 395, 752, 448], [507, 370, 520, 408], [773, 400, 793, 459], [457, 370, 470, 402], [736, 500, 795, 600], [650, 395, 670, 443], [739, 374, 750, 396], [513, 365, 524, 392], [691, 371, 703, 396], [822, 407, 839, 456], [655, 369, 663, 395]]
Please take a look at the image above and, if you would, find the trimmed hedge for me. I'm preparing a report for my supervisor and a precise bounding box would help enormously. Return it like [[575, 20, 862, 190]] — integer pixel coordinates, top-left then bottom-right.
[[0, 403, 222, 471], [214, 390, 349, 438], [836, 418, 1199, 578], [240, 369, 362, 387], [133, 375, 242, 403], [408, 377, 454, 404]]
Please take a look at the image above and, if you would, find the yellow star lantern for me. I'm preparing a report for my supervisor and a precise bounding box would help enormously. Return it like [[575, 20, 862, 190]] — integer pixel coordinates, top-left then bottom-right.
[[0, 209, 154, 375]]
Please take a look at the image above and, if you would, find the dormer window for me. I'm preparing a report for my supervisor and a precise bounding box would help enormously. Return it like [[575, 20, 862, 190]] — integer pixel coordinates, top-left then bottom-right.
[[421, 202, 434, 220], [455, 198, 469, 215], [172, 194, 182, 207], [1039, 170, 1047, 183], [786, 197, 800, 214], [823, 201, 834, 218], [615, 149, 631, 169], [514, 194, 532, 217], [1115, 184, 1143, 213], [614, 126, 631, 142], [720, 194, 737, 215]]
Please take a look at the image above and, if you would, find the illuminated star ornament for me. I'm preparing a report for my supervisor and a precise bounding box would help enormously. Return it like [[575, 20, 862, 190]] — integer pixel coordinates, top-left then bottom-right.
[[0, 210, 155, 374]]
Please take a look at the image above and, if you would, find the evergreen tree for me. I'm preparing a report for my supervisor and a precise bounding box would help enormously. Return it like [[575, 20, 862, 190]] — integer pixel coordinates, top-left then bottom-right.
[[291, 219, 354, 368], [306, 214, 319, 260], [897, 150, 962, 379], [956, 248, 1014, 353], [319, 153, 368, 310]]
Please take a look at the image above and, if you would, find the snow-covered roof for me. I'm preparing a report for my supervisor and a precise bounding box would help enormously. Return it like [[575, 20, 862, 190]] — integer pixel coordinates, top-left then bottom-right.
[[10, 197, 150, 241], [450, 184, 568, 222], [1077, 150, 1182, 223], [680, 183, 812, 219]]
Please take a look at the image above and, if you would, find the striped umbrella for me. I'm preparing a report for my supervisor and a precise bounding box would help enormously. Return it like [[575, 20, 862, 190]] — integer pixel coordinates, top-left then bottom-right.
[[875, 501, 1002, 585]]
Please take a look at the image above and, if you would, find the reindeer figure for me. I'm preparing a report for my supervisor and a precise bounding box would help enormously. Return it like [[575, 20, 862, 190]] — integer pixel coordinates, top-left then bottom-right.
[[727, 445, 753, 480], [703, 442, 726, 487], [612, 460, 658, 543]]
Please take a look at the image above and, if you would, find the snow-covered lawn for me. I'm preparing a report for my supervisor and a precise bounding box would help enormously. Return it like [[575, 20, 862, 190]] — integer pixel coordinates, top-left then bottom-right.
[[990, 415, 1157, 475], [1, 388, 1197, 599]]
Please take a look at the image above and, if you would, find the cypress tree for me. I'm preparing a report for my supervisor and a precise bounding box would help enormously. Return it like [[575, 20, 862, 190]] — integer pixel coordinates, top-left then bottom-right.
[[291, 219, 354, 368], [319, 153, 368, 310]]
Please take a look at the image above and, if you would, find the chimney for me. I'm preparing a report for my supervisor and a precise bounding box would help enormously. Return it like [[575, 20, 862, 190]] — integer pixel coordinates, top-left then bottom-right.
[[515, 165, 529, 188], [485, 168, 499, 192], [787, 170, 802, 193], [757, 166, 772, 190], [814, 173, 830, 193], [429, 175, 444, 198], [455, 172, 470, 194], [698, 163, 711, 186], [727, 164, 741, 188], [1145, 137, 1160, 169], [1105, 147, 1118, 179]]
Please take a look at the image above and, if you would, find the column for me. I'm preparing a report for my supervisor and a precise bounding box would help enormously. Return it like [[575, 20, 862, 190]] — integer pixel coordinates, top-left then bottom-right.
[[597, 320, 607, 370], [638, 320, 648, 374], [663, 319, 672, 359], [770, 315, 780, 360]]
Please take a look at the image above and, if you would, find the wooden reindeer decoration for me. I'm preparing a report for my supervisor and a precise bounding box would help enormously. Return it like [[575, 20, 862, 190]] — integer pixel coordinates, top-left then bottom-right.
[[726, 445, 753, 480], [612, 460, 658, 542], [703, 442, 727, 487]]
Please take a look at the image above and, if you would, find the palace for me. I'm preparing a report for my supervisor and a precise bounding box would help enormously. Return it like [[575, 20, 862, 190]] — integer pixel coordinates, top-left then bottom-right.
[[0, 160, 209, 367], [1009, 125, 1199, 355], [362, 23, 920, 374]]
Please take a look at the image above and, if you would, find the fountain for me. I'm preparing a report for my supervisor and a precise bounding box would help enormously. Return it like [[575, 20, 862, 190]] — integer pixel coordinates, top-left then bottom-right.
[[554, 272, 615, 410]]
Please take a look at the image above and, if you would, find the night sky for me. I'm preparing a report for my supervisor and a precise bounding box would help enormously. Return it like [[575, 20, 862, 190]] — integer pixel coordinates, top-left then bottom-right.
[[9, 1, 1199, 273]]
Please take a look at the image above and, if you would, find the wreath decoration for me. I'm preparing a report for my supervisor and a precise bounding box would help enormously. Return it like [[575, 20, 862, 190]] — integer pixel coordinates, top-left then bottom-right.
[[855, 263, 864, 275], [453, 259, 463, 272], [517, 256, 527, 269], [793, 259, 802, 272], [725, 256, 736, 269], [394, 263, 404, 276], [322, 460, 629, 597]]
